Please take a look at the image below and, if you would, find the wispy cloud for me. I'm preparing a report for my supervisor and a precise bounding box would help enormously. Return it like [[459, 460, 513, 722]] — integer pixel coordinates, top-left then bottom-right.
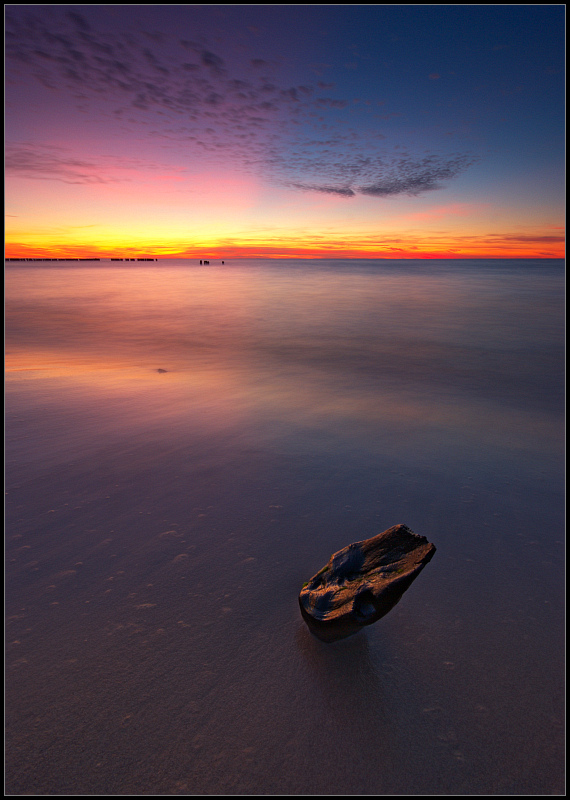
[[5, 143, 184, 184], [5, 7, 477, 199], [289, 183, 356, 197], [5, 144, 118, 184], [490, 234, 565, 243]]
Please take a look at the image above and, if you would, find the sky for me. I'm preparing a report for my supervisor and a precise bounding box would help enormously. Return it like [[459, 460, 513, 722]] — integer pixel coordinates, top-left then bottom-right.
[[5, 4, 566, 259]]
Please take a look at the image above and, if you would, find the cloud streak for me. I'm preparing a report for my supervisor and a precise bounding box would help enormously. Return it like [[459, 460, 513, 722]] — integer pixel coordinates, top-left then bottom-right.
[[4, 142, 187, 185], [5, 144, 117, 184], [5, 7, 477, 199], [290, 183, 356, 197]]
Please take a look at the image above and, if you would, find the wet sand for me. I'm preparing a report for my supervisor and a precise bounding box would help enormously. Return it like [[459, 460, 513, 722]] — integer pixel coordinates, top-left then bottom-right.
[[5, 259, 565, 794]]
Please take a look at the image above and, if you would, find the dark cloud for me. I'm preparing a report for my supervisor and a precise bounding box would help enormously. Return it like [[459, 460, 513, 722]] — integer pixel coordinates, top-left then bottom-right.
[[5, 8, 477, 199], [66, 11, 91, 32], [359, 156, 474, 197], [314, 97, 348, 109], [201, 50, 225, 74], [289, 183, 356, 197], [257, 149, 475, 200]]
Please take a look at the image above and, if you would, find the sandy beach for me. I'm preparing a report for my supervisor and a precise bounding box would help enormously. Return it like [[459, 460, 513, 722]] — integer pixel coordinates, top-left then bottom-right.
[[5, 259, 565, 795]]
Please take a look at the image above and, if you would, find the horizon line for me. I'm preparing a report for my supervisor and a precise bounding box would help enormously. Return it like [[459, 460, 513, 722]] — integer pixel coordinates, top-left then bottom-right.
[[6, 255, 565, 261]]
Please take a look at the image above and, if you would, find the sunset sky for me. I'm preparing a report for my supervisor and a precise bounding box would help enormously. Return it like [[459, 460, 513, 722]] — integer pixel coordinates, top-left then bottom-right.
[[5, 5, 565, 259]]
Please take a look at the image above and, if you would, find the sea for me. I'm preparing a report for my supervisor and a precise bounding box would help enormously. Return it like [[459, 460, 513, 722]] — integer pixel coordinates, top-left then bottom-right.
[[5, 257, 565, 795]]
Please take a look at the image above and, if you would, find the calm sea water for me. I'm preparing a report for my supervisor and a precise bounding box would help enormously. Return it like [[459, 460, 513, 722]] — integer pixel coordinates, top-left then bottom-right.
[[5, 258, 565, 795]]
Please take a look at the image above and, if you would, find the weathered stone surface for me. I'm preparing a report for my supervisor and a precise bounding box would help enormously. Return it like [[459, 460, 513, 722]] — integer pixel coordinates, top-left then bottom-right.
[[299, 524, 436, 642]]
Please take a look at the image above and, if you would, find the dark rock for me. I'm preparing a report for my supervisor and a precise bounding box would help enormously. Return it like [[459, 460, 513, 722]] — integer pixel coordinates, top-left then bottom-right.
[[156, 368, 167, 373], [299, 524, 436, 642]]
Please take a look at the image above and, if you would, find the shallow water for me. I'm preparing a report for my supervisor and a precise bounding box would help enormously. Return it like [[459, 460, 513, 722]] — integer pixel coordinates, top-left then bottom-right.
[[5, 258, 565, 794]]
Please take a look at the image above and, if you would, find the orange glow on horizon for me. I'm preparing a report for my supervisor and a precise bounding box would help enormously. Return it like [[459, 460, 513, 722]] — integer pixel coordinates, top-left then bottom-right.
[[5, 236, 565, 260], [6, 163, 564, 260]]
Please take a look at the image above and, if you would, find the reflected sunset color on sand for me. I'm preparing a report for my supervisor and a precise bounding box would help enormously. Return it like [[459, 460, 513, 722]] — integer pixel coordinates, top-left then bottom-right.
[[6, 258, 564, 795]]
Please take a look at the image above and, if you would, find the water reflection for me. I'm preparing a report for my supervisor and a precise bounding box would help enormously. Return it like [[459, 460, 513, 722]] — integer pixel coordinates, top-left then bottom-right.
[[5, 261, 564, 463]]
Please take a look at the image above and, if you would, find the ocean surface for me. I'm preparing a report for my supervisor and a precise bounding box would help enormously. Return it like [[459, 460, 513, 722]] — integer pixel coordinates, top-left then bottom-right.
[[5, 258, 565, 795]]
